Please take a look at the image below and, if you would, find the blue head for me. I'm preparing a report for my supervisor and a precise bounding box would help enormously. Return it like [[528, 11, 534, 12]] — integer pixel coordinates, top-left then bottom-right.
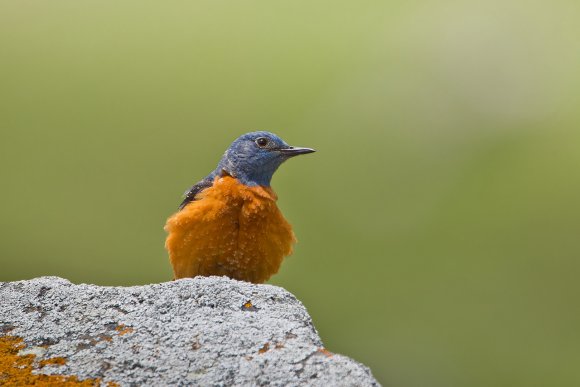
[[212, 131, 315, 186]]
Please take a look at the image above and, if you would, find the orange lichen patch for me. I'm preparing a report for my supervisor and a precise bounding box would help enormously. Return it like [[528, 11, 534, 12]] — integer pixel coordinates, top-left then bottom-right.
[[115, 325, 134, 336], [317, 348, 333, 357], [0, 335, 108, 386], [39, 356, 67, 367], [257, 343, 270, 354], [241, 300, 260, 312], [165, 175, 296, 284]]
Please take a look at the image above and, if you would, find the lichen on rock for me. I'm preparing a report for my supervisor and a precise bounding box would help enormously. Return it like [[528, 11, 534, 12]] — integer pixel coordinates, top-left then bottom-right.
[[0, 334, 111, 386]]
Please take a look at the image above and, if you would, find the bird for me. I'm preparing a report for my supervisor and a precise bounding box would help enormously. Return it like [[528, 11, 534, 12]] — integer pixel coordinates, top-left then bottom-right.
[[164, 131, 315, 284]]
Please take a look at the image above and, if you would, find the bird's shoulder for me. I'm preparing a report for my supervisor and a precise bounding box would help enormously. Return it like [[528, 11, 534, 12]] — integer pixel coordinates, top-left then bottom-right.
[[178, 177, 215, 210]]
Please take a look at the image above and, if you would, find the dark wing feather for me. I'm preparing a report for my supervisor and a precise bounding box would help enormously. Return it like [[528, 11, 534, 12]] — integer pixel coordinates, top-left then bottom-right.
[[178, 179, 213, 210]]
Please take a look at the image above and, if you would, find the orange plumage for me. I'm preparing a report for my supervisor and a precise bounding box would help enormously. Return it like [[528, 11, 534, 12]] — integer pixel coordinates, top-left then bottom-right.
[[164, 175, 296, 283]]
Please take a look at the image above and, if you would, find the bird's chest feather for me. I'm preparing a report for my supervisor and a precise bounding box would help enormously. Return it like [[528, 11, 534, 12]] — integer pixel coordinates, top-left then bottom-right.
[[165, 176, 296, 282]]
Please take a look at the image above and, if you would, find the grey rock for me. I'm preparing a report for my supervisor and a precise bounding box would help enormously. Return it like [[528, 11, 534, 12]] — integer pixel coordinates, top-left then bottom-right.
[[0, 276, 379, 386]]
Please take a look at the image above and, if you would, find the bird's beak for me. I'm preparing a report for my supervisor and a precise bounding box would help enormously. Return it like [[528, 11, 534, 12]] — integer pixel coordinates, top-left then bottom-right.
[[278, 146, 316, 157]]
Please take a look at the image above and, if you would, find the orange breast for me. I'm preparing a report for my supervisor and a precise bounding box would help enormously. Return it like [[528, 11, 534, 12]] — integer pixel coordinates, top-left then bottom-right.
[[164, 176, 296, 283]]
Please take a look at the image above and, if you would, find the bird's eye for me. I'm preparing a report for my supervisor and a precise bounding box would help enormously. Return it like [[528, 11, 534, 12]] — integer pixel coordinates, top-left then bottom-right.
[[255, 137, 269, 148]]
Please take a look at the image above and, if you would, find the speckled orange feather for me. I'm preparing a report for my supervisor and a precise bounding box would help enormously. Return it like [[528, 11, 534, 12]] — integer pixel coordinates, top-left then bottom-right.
[[164, 176, 296, 283]]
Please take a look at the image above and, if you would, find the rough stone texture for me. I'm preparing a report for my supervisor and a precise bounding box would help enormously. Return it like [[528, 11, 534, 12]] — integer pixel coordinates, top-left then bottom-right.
[[0, 276, 379, 386]]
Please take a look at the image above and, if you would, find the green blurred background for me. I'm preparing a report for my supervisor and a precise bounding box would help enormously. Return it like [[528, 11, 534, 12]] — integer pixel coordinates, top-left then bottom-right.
[[1, 1, 580, 386]]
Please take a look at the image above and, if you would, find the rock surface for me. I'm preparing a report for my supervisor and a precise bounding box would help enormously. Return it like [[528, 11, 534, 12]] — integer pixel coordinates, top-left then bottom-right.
[[0, 276, 378, 386]]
